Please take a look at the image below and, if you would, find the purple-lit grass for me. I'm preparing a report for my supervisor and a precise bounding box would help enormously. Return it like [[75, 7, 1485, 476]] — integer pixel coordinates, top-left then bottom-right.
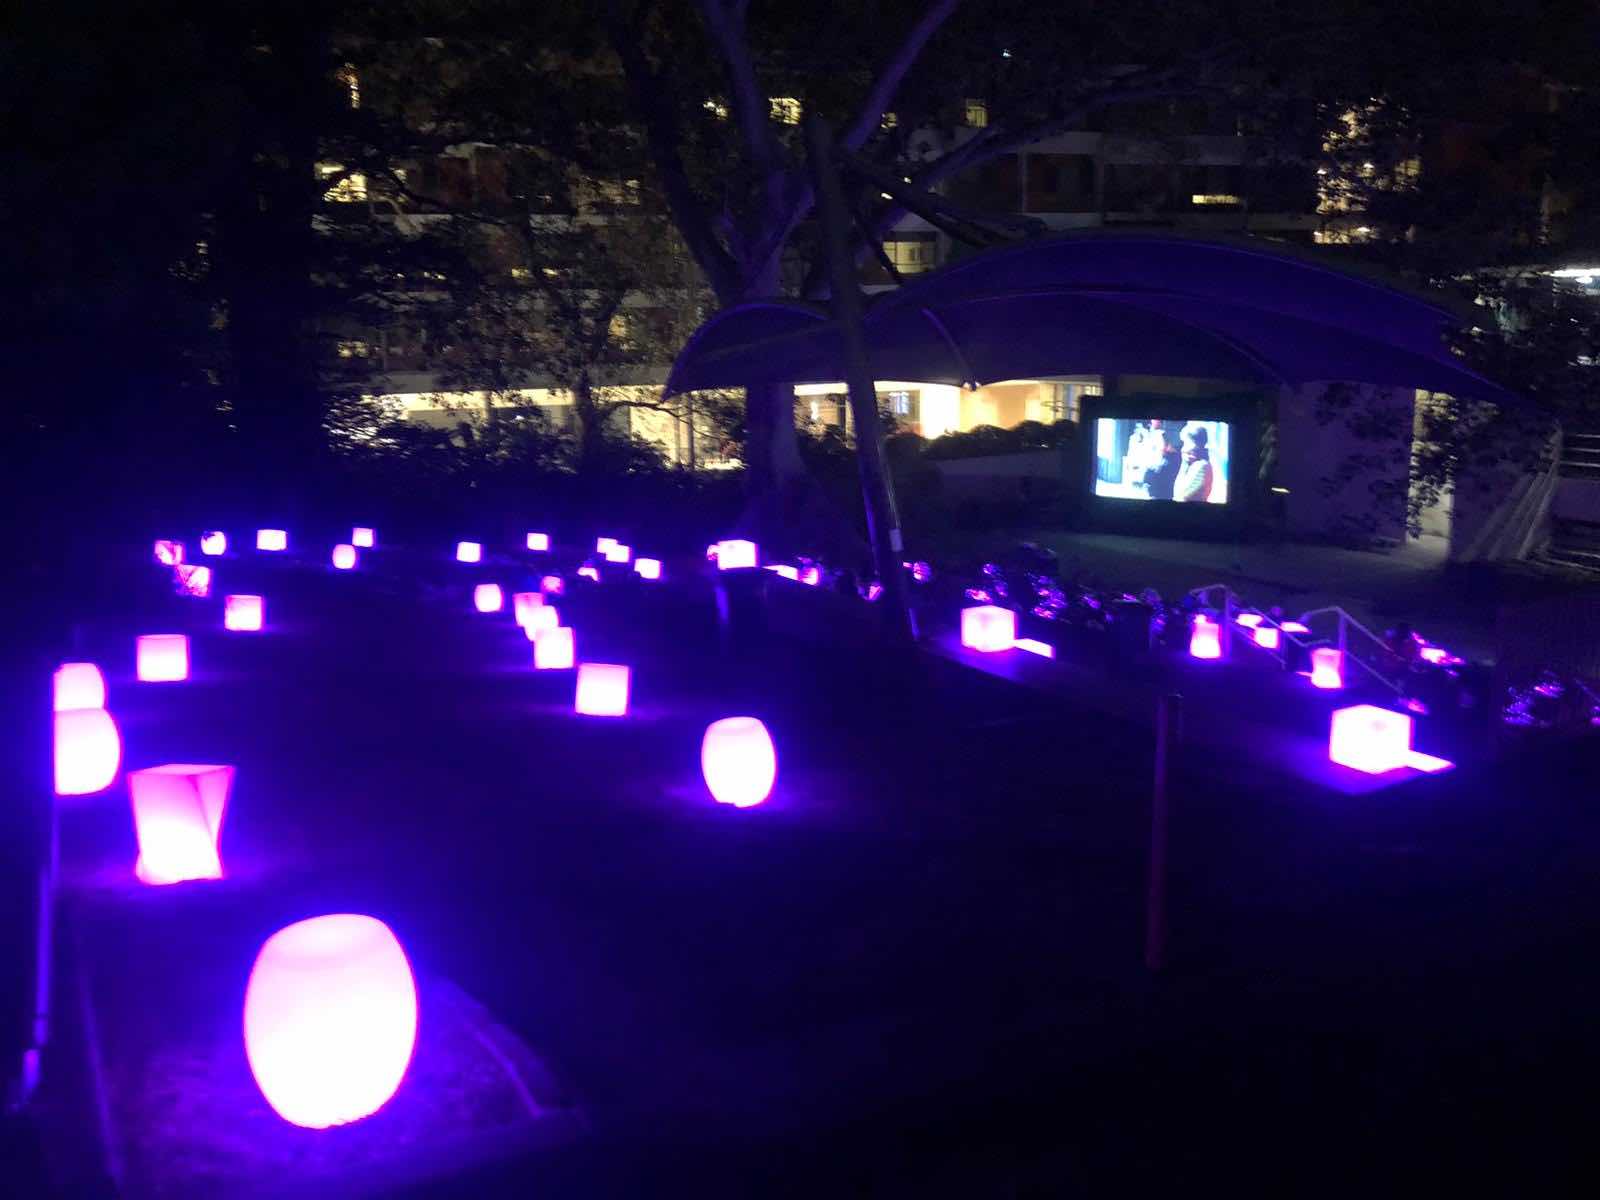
[[960, 605, 1016, 653], [574, 663, 629, 716], [127, 764, 232, 885], [137, 634, 189, 682], [225, 595, 264, 632], [54, 662, 106, 712], [244, 914, 418, 1130], [701, 717, 777, 808], [54, 708, 121, 796], [473, 584, 503, 613]]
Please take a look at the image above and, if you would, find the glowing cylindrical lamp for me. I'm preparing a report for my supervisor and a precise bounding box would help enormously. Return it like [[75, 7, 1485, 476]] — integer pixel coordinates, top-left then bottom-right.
[[1253, 625, 1281, 650], [137, 634, 189, 682], [1310, 647, 1345, 689], [154, 539, 184, 566], [534, 625, 575, 669], [456, 541, 482, 563], [715, 539, 758, 570], [257, 529, 288, 552], [575, 663, 629, 715], [526, 532, 550, 552], [331, 544, 357, 570], [701, 717, 776, 808], [243, 914, 418, 1130], [960, 605, 1016, 653], [635, 558, 662, 580], [200, 531, 227, 556], [54, 662, 106, 712], [225, 595, 264, 632], [127, 764, 232, 885], [473, 583, 503, 613], [1189, 616, 1222, 660], [512, 591, 544, 627], [352, 527, 375, 548], [54, 708, 121, 796]]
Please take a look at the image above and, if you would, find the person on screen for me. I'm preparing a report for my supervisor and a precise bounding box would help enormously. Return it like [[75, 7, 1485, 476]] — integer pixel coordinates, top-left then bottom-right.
[[1175, 425, 1214, 502], [1143, 419, 1180, 499]]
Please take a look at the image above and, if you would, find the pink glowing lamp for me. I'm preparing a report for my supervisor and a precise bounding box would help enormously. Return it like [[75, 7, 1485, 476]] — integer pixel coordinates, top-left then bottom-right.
[[526, 532, 550, 552], [701, 717, 777, 808], [154, 539, 184, 566], [1328, 704, 1453, 774], [1281, 620, 1310, 635], [225, 595, 264, 632], [635, 558, 662, 580], [960, 605, 1016, 653], [257, 529, 288, 552], [534, 625, 575, 669], [244, 914, 418, 1130], [456, 541, 482, 563], [603, 543, 632, 564], [200, 531, 227, 556], [1235, 611, 1263, 628], [595, 536, 618, 555], [136, 634, 189, 682], [541, 574, 564, 595], [54, 708, 121, 796], [352, 527, 375, 548], [716, 539, 758, 570], [331, 544, 357, 570], [1015, 637, 1056, 658], [1253, 625, 1281, 650], [175, 563, 212, 597], [127, 764, 232, 885], [522, 605, 560, 639], [577, 565, 600, 582], [1189, 616, 1222, 660], [1310, 647, 1344, 689], [512, 591, 544, 627], [575, 663, 630, 716], [54, 662, 106, 712], [768, 564, 799, 581], [799, 566, 821, 587], [473, 583, 503, 613]]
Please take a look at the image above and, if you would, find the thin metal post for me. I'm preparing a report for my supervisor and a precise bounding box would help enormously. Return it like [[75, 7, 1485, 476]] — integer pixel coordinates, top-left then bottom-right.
[[1145, 693, 1182, 972]]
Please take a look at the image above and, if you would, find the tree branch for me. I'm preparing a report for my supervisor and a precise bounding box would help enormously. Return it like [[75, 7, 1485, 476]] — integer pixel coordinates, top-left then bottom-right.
[[839, 0, 964, 152], [695, 0, 784, 173]]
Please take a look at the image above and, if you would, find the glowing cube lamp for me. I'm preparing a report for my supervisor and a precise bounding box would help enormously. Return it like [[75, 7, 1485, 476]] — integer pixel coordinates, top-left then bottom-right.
[[595, 537, 618, 555], [54, 662, 106, 712], [200, 531, 227, 556], [541, 574, 564, 595], [257, 529, 288, 552], [534, 625, 575, 669], [1235, 611, 1263, 628], [137, 635, 189, 682], [1189, 616, 1222, 660], [522, 605, 559, 640], [331, 544, 357, 570], [352, 527, 375, 548], [456, 541, 482, 564], [799, 566, 821, 587], [1310, 647, 1345, 689], [768, 564, 799, 581], [54, 708, 121, 796], [225, 595, 264, 632], [1281, 620, 1311, 635], [512, 591, 544, 627], [1253, 625, 1281, 650], [175, 564, 212, 597], [603, 543, 631, 564], [127, 764, 232, 885], [243, 914, 418, 1130], [473, 583, 503, 613], [526, 532, 550, 552], [701, 717, 777, 808], [154, 539, 184, 566], [575, 663, 629, 716], [715, 539, 758, 571], [960, 605, 1016, 653], [1328, 704, 1454, 775], [635, 558, 662, 580], [577, 566, 600, 582]]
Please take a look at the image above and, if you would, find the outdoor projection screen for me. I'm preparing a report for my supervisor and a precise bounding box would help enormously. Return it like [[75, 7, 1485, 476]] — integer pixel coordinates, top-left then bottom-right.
[[1094, 418, 1231, 505]]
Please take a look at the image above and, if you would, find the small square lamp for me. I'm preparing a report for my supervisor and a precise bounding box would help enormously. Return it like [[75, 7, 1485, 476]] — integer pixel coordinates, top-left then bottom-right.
[[716, 539, 758, 570], [200, 531, 227, 556], [257, 529, 288, 552], [960, 605, 1016, 653], [1310, 647, 1344, 689], [136, 634, 189, 682], [331, 544, 357, 570], [473, 583, 503, 613], [225, 595, 264, 632], [352, 527, 375, 548], [635, 558, 662, 580], [456, 541, 482, 563], [526, 532, 549, 552], [534, 625, 575, 669], [575, 662, 629, 715]]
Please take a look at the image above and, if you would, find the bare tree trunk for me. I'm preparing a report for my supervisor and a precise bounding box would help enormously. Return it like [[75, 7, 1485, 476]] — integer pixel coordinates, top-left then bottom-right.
[[573, 372, 603, 468]]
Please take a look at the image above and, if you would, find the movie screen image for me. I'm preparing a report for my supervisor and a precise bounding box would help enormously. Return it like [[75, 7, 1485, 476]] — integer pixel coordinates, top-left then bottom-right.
[[1093, 418, 1231, 504]]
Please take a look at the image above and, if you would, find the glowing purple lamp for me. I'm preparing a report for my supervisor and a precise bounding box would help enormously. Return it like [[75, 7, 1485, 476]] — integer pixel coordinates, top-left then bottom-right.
[[225, 595, 264, 632], [1235, 611, 1263, 628], [526, 532, 549, 552], [473, 583, 503, 613], [603, 543, 632, 564], [1189, 616, 1222, 660], [352, 527, 375, 548], [1281, 620, 1310, 635], [960, 605, 1016, 653], [1310, 647, 1344, 689], [54, 708, 121, 796], [136, 634, 189, 682], [1253, 625, 1281, 650], [175, 563, 212, 598], [701, 717, 776, 808], [534, 625, 575, 669], [635, 558, 662, 580], [456, 541, 482, 563], [1015, 638, 1056, 659], [716, 539, 758, 570], [54, 662, 106, 712], [577, 565, 600, 582], [331, 544, 357, 570], [257, 529, 288, 552], [127, 764, 232, 885], [154, 539, 184, 566], [200, 531, 227, 556], [512, 591, 544, 627], [575, 663, 629, 716], [522, 605, 559, 640], [541, 574, 564, 595], [768, 564, 799, 581], [1328, 704, 1453, 774], [243, 914, 418, 1129]]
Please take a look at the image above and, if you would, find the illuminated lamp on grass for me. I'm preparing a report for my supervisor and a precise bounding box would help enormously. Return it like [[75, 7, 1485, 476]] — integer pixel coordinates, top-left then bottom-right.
[[577, 566, 600, 582], [526, 532, 549, 552], [1189, 615, 1222, 660], [54, 662, 106, 712], [574, 663, 629, 716], [257, 529, 288, 552], [715, 539, 758, 570], [534, 625, 574, 669], [1310, 647, 1344, 689], [541, 574, 564, 596], [595, 537, 618, 555], [767, 564, 799, 581], [512, 592, 544, 627], [200, 531, 227, 556], [244, 914, 418, 1130], [1419, 645, 1456, 665], [799, 566, 820, 586], [456, 541, 482, 563], [473, 583, 503, 613], [603, 543, 632, 564], [331, 544, 357, 570], [701, 717, 776, 808], [225, 595, 264, 632], [1281, 620, 1310, 635], [635, 558, 662, 580], [1015, 638, 1056, 659], [127, 764, 232, 885], [137, 634, 189, 682], [1328, 704, 1454, 774], [352, 527, 375, 548], [521, 605, 559, 640], [175, 563, 212, 597], [1235, 611, 1263, 628], [960, 605, 1016, 653], [54, 708, 121, 796], [1253, 625, 1281, 650], [154, 539, 184, 566]]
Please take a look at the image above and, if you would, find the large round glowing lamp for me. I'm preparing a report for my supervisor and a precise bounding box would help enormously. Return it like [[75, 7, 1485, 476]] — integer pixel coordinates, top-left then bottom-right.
[[54, 708, 121, 796], [243, 914, 418, 1130], [331, 544, 357, 570], [701, 717, 776, 808], [137, 634, 189, 682], [473, 583, 503, 613], [54, 662, 106, 712]]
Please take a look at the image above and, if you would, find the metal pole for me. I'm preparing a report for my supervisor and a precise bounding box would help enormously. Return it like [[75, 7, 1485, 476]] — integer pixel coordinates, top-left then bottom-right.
[[1145, 692, 1182, 972]]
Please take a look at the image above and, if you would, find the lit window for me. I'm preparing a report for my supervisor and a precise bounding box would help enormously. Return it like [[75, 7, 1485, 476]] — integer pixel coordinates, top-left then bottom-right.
[[608, 313, 631, 343], [318, 163, 367, 203], [964, 99, 988, 128], [1191, 193, 1241, 206], [770, 97, 802, 125], [337, 340, 371, 359], [885, 391, 914, 416], [883, 235, 937, 274], [704, 98, 729, 120]]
